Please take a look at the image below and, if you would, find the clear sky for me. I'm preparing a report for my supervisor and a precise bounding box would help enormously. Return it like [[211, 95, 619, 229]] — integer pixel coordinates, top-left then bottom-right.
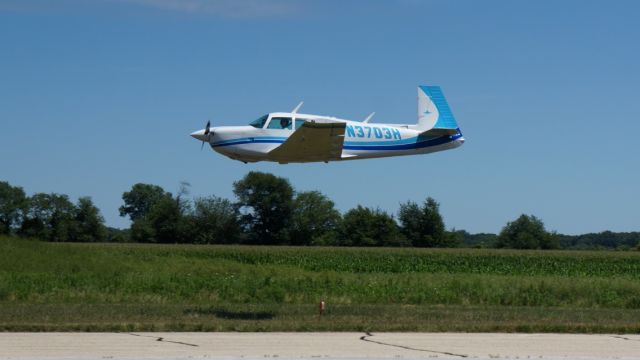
[[1, 0, 639, 235]]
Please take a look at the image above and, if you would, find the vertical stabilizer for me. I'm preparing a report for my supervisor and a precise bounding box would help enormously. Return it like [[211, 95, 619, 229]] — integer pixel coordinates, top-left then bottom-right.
[[417, 86, 459, 131]]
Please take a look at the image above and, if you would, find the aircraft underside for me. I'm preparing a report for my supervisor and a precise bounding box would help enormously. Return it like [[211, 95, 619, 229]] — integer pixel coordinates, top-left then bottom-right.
[[211, 132, 464, 164]]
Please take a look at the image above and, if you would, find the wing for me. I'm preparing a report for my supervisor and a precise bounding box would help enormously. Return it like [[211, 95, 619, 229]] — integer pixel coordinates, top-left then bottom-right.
[[268, 119, 346, 163]]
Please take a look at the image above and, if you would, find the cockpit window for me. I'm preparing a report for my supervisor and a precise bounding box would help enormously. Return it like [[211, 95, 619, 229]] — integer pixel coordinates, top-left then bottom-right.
[[267, 117, 292, 130], [249, 115, 268, 128]]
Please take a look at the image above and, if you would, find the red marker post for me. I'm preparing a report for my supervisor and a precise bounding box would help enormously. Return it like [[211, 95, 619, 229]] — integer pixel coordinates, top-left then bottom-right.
[[319, 301, 326, 317]]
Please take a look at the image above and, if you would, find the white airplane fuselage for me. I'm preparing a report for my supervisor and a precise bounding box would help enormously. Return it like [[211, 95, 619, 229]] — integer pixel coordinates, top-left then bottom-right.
[[197, 115, 464, 163], [190, 86, 465, 164]]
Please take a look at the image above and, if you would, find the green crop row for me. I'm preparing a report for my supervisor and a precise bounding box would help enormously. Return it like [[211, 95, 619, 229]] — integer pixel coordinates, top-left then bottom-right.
[[1, 237, 640, 308], [4, 237, 639, 277], [3, 268, 640, 308]]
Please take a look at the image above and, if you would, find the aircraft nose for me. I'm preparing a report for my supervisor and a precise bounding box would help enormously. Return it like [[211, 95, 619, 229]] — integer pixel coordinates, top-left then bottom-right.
[[190, 129, 207, 142]]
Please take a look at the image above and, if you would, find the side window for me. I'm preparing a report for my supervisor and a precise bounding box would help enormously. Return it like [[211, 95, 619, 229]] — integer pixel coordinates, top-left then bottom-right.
[[295, 119, 306, 130], [267, 117, 292, 130]]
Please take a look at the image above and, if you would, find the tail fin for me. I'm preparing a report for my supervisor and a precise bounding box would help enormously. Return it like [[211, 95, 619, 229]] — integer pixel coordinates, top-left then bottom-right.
[[417, 86, 459, 133]]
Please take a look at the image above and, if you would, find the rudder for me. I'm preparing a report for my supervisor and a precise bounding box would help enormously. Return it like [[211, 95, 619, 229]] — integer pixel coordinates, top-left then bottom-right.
[[417, 85, 459, 131]]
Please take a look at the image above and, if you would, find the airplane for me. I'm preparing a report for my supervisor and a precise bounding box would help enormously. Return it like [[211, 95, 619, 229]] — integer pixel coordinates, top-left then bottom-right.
[[190, 85, 464, 164]]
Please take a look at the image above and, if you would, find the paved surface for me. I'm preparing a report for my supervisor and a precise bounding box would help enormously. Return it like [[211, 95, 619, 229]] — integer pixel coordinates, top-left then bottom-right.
[[1, 332, 640, 359]]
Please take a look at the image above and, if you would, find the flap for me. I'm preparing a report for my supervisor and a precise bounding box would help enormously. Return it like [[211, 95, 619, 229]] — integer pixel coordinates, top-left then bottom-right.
[[268, 119, 346, 163]]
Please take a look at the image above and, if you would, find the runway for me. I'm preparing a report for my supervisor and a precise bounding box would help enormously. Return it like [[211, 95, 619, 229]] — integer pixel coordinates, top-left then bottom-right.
[[2, 332, 640, 359]]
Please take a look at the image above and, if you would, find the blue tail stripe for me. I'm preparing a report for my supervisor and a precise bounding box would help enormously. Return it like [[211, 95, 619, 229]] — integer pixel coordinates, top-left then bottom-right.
[[420, 86, 458, 129]]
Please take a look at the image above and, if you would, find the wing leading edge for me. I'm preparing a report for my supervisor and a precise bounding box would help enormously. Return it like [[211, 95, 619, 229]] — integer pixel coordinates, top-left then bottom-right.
[[268, 119, 346, 163]]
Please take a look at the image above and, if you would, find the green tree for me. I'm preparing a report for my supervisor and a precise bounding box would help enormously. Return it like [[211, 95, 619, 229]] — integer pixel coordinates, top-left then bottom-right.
[[496, 214, 559, 249], [444, 228, 465, 248], [0, 181, 27, 235], [145, 194, 184, 243], [107, 227, 130, 242], [119, 183, 179, 243], [71, 197, 107, 242], [20, 193, 77, 241], [290, 191, 341, 245], [233, 172, 294, 244], [130, 218, 155, 243], [339, 206, 407, 247], [119, 183, 169, 221], [452, 229, 498, 248], [190, 196, 242, 244], [398, 197, 451, 247]]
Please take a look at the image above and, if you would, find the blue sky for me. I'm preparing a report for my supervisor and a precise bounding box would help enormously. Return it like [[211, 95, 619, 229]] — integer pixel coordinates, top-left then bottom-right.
[[1, 0, 639, 234]]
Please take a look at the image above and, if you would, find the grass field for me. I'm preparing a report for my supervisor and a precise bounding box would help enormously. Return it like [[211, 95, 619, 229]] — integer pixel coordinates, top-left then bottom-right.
[[1, 236, 640, 332]]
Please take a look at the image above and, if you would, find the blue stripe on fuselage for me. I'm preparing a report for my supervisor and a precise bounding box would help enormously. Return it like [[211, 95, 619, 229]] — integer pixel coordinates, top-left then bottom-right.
[[211, 134, 462, 151], [343, 137, 419, 146], [343, 133, 462, 151], [212, 136, 287, 147]]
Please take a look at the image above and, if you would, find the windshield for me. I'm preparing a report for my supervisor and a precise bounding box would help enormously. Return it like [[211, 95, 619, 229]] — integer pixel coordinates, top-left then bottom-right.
[[249, 115, 268, 128]]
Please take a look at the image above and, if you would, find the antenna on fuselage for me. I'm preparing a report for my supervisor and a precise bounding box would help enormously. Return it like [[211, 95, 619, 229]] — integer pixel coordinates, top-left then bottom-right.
[[291, 101, 304, 114], [363, 112, 375, 123]]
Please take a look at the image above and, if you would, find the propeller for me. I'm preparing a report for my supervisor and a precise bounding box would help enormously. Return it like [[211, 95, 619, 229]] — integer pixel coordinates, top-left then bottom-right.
[[200, 120, 212, 150]]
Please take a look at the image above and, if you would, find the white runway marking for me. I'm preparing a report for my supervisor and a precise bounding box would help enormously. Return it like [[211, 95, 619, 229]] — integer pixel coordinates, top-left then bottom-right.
[[1, 332, 640, 359]]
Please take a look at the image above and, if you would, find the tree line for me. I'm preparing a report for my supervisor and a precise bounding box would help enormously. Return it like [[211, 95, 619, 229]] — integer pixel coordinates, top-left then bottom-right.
[[1, 174, 639, 250], [116, 172, 458, 247], [0, 185, 106, 242]]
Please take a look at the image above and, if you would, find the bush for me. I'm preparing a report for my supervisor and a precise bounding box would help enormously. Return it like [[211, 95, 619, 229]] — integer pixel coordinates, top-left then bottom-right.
[[496, 214, 558, 249], [339, 206, 408, 247]]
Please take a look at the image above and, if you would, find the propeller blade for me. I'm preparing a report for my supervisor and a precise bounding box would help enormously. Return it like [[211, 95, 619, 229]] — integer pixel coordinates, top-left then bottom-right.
[[200, 120, 211, 151]]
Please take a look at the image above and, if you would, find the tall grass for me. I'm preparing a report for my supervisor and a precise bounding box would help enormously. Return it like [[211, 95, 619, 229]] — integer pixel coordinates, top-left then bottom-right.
[[2, 236, 640, 331]]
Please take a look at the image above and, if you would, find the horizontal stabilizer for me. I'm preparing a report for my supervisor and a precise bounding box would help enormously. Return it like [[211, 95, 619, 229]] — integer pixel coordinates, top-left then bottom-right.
[[420, 128, 459, 137]]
